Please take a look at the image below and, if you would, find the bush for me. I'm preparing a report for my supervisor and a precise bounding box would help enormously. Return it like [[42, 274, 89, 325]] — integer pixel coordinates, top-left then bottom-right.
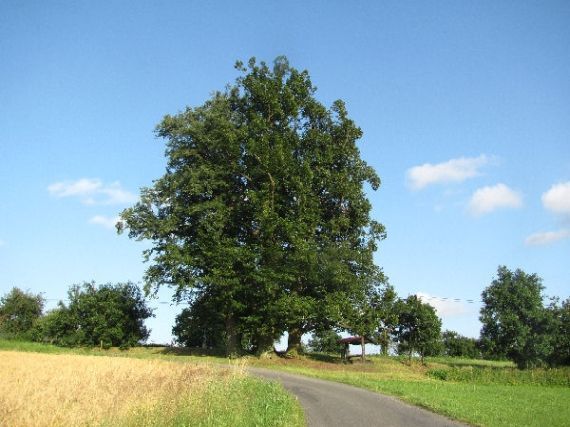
[[442, 330, 480, 358], [427, 366, 570, 386], [0, 288, 44, 340], [35, 282, 153, 348]]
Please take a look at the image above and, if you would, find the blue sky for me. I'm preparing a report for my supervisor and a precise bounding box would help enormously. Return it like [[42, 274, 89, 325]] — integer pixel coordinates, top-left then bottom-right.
[[1, 1, 569, 344]]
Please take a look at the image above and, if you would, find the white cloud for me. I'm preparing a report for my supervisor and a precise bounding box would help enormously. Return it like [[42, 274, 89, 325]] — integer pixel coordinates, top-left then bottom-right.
[[525, 229, 570, 246], [89, 215, 121, 230], [416, 292, 471, 317], [468, 183, 522, 216], [542, 181, 570, 216], [0, 239, 5, 247], [407, 155, 489, 190], [48, 178, 136, 205]]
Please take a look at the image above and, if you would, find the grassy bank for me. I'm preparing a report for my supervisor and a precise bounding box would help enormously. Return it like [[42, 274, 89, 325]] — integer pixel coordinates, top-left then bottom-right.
[[0, 346, 303, 427], [249, 354, 570, 427]]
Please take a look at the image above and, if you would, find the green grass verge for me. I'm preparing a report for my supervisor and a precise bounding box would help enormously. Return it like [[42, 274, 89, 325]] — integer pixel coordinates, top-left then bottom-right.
[[273, 366, 570, 427], [109, 376, 304, 427]]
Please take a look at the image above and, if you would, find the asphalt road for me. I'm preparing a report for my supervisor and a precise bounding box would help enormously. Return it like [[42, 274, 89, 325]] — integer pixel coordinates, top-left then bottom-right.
[[249, 368, 467, 427]]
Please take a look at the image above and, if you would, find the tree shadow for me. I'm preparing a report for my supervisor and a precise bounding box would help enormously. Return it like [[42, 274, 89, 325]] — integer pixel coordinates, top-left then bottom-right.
[[304, 352, 343, 364], [158, 346, 226, 357]]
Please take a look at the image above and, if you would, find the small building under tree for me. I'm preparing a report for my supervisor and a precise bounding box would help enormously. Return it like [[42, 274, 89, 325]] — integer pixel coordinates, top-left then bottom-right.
[[338, 336, 374, 362]]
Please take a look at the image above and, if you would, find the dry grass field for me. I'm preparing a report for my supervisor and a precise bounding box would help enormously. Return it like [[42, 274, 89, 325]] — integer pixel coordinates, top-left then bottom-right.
[[0, 351, 231, 426]]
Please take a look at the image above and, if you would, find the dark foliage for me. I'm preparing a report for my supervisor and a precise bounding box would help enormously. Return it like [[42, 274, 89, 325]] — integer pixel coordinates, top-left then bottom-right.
[[442, 330, 480, 358], [307, 329, 344, 354]]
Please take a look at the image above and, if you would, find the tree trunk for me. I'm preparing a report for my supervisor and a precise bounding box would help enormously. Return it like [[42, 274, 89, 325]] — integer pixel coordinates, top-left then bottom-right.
[[286, 328, 303, 356], [341, 343, 349, 362], [360, 336, 366, 363], [381, 330, 389, 356], [225, 315, 238, 357], [253, 334, 275, 357]]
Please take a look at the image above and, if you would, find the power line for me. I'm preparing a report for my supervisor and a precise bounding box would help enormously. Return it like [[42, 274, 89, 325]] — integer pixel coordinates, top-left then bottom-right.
[[41, 295, 482, 305], [417, 295, 481, 304]]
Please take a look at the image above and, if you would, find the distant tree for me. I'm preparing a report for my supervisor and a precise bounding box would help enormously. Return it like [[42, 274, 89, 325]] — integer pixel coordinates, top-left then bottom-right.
[[307, 329, 344, 354], [441, 330, 479, 358], [395, 295, 442, 363], [36, 282, 153, 348], [480, 266, 553, 369], [0, 287, 44, 339]]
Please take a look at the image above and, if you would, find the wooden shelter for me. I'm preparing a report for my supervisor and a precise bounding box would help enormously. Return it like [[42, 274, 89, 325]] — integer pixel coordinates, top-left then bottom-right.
[[338, 336, 374, 362]]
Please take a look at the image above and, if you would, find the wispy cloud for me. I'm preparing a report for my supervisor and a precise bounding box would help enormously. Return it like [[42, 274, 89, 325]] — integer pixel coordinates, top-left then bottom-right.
[[89, 215, 121, 230], [406, 155, 489, 190], [0, 239, 5, 247], [48, 178, 136, 205], [525, 229, 570, 246], [416, 292, 471, 317], [542, 181, 570, 216], [468, 183, 522, 216]]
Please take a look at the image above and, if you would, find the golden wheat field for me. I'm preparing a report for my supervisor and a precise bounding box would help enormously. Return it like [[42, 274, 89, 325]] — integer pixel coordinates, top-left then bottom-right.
[[0, 351, 234, 427]]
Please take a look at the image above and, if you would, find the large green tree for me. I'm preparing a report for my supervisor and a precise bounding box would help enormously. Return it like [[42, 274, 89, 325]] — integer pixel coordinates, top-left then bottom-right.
[[480, 266, 553, 368], [0, 287, 44, 339], [119, 57, 384, 356]]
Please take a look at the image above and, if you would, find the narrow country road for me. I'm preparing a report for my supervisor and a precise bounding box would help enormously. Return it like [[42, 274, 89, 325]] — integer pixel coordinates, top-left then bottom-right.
[[249, 368, 467, 427]]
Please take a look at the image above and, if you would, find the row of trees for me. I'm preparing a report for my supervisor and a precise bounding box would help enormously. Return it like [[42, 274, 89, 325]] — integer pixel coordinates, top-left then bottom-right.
[[2, 266, 567, 368], [0, 283, 153, 348], [305, 265, 570, 369], [174, 285, 443, 362], [307, 328, 478, 359]]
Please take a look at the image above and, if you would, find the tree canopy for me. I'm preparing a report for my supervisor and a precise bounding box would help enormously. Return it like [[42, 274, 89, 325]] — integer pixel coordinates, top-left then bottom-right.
[[119, 57, 385, 356]]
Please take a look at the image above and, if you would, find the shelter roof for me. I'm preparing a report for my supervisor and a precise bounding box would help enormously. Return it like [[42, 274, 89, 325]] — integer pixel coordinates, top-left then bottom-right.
[[338, 336, 373, 345]]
